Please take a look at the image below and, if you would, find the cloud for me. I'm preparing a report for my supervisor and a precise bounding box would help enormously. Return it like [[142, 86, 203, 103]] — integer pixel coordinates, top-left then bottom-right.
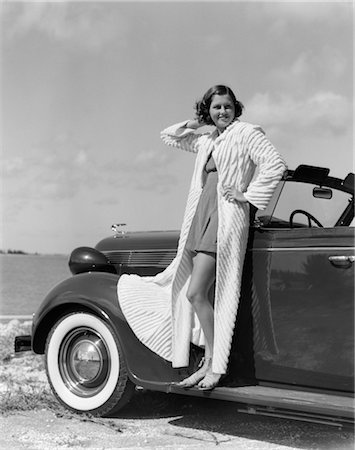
[[101, 148, 177, 195], [2, 133, 100, 209], [2, 2, 129, 51], [259, 1, 351, 26], [245, 1, 352, 41], [1, 156, 25, 177], [74, 149, 88, 167], [36, 153, 93, 200], [2, 133, 177, 223], [247, 90, 351, 135], [269, 48, 348, 91]]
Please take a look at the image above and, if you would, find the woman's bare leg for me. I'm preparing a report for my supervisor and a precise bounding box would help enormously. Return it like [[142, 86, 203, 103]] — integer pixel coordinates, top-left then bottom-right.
[[187, 252, 216, 357], [177, 251, 216, 388]]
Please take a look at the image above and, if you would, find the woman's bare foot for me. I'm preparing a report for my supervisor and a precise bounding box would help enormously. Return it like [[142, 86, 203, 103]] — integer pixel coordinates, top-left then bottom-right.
[[175, 357, 212, 389]]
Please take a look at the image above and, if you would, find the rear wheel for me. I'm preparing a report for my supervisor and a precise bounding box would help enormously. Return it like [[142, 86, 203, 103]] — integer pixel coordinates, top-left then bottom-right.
[[45, 312, 134, 416]]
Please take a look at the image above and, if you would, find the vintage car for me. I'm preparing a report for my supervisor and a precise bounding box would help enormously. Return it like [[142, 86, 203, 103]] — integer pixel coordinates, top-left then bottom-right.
[[15, 164, 354, 427]]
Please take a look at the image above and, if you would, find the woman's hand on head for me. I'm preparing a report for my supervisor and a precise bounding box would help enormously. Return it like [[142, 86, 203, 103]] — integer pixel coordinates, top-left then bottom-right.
[[222, 186, 247, 204], [186, 118, 205, 129]]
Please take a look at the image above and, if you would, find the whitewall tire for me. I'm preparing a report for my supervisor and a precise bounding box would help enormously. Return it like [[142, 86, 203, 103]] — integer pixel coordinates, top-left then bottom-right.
[[45, 312, 134, 416]]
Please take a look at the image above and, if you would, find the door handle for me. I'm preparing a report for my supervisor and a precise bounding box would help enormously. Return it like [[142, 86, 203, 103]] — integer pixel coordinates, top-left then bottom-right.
[[328, 255, 355, 269]]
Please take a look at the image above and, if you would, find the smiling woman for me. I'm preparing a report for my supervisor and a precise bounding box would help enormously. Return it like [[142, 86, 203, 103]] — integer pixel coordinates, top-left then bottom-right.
[[194, 85, 244, 130], [1, 1, 352, 256], [118, 84, 286, 391]]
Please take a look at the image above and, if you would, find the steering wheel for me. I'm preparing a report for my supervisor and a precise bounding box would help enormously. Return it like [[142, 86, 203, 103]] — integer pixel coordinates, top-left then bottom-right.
[[289, 209, 323, 228]]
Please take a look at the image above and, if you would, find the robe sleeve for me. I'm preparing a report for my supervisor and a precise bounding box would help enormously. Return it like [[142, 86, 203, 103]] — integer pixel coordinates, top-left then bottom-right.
[[160, 120, 200, 153], [243, 126, 287, 210]]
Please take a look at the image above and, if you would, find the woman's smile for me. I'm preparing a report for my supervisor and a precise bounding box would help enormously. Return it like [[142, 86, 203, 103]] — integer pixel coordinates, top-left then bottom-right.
[[209, 94, 235, 132]]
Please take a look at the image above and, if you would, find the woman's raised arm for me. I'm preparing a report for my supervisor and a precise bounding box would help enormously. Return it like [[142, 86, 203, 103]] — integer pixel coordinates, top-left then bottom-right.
[[160, 119, 203, 153]]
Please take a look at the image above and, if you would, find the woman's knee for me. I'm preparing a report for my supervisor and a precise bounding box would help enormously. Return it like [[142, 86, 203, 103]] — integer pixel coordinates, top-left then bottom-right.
[[186, 287, 206, 306], [187, 252, 216, 306]]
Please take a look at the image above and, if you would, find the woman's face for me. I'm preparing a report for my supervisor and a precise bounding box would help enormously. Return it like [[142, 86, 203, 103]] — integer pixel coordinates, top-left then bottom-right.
[[209, 94, 236, 131]]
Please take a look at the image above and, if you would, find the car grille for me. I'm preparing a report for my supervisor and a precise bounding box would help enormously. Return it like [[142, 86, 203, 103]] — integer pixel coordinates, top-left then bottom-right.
[[102, 250, 176, 268]]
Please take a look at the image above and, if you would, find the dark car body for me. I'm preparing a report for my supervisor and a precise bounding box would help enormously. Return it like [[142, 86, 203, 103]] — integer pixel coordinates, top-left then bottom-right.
[[16, 165, 354, 427]]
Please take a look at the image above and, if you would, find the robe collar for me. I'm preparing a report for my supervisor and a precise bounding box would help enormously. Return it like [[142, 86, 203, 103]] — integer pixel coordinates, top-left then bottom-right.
[[212, 119, 240, 142]]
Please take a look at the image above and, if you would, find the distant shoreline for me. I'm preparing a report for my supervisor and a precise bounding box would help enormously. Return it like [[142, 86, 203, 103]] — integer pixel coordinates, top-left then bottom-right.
[[0, 251, 67, 257], [0, 250, 34, 255], [0, 315, 33, 322]]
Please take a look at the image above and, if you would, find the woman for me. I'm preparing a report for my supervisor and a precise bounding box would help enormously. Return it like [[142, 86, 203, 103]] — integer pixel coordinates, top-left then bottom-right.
[[118, 85, 286, 390]]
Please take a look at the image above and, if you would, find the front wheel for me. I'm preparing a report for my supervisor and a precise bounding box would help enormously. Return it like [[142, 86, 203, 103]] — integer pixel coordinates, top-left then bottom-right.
[[45, 312, 134, 416]]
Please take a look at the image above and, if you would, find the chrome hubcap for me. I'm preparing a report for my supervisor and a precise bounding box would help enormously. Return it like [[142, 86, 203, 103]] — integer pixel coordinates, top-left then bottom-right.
[[59, 328, 111, 397]]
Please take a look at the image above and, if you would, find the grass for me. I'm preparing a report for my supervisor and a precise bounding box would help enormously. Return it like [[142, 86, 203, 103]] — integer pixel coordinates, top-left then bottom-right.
[[0, 320, 129, 433], [0, 320, 61, 414], [0, 322, 134, 441], [0, 320, 169, 428], [0, 319, 32, 362]]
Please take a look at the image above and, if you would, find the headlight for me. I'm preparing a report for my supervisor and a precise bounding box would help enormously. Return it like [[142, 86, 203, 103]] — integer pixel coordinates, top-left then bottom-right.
[[69, 247, 116, 275]]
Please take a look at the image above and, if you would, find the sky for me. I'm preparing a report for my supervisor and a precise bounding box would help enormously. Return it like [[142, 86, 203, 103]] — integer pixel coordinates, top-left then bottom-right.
[[1, 0, 353, 254]]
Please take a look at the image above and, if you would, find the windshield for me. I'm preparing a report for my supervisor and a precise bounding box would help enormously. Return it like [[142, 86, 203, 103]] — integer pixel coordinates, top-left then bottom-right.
[[256, 181, 352, 228]]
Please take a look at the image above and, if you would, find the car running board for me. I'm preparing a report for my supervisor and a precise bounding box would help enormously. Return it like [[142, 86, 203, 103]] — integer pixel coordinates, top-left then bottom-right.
[[136, 381, 354, 428]]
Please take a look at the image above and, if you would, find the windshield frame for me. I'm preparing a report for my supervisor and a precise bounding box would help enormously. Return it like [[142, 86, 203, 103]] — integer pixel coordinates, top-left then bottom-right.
[[255, 166, 354, 229]]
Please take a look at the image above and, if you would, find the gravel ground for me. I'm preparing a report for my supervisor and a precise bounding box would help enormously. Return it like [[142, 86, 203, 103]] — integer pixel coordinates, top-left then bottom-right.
[[0, 320, 353, 449], [1, 390, 354, 450]]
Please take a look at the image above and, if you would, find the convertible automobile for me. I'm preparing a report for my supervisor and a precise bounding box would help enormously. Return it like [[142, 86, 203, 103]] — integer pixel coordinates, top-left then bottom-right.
[[15, 164, 354, 427]]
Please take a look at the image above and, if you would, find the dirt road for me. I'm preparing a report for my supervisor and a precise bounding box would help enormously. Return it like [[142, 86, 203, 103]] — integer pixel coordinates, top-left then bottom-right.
[[1, 322, 353, 449], [1, 390, 353, 450]]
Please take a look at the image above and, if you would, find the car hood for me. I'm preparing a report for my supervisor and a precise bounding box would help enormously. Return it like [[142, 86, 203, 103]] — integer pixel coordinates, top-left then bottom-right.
[[95, 230, 180, 252]]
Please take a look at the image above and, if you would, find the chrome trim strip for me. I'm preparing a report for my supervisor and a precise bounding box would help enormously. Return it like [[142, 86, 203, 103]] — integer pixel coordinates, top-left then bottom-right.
[[104, 246, 355, 253], [251, 247, 355, 252], [103, 249, 176, 253]]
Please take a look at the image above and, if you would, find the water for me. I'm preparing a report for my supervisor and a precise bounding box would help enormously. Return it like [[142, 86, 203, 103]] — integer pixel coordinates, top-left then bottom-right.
[[0, 254, 70, 316]]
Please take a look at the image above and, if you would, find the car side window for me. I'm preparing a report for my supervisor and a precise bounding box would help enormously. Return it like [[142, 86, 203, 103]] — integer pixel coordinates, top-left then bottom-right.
[[256, 181, 352, 228]]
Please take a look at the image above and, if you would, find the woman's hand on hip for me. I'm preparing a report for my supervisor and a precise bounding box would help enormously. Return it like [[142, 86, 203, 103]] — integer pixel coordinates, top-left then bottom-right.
[[222, 186, 247, 204]]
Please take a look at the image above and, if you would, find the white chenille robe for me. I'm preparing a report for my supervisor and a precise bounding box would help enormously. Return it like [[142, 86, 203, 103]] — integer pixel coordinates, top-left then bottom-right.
[[117, 119, 287, 374]]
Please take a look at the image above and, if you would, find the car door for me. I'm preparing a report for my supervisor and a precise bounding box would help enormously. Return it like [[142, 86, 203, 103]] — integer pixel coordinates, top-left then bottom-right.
[[250, 179, 354, 392]]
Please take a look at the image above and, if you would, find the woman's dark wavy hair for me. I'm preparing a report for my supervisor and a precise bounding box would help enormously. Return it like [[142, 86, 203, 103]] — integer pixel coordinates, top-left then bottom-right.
[[195, 85, 244, 126]]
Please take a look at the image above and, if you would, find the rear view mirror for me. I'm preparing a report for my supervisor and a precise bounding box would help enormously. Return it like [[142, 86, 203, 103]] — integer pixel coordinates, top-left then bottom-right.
[[313, 187, 332, 199]]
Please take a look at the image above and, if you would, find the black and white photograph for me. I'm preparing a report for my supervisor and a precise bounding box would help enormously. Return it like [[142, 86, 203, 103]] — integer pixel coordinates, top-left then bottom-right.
[[1, 1, 354, 449]]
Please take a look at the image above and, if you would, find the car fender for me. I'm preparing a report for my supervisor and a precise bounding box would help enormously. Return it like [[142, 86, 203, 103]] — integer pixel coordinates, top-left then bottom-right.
[[32, 272, 182, 385], [32, 272, 122, 351]]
